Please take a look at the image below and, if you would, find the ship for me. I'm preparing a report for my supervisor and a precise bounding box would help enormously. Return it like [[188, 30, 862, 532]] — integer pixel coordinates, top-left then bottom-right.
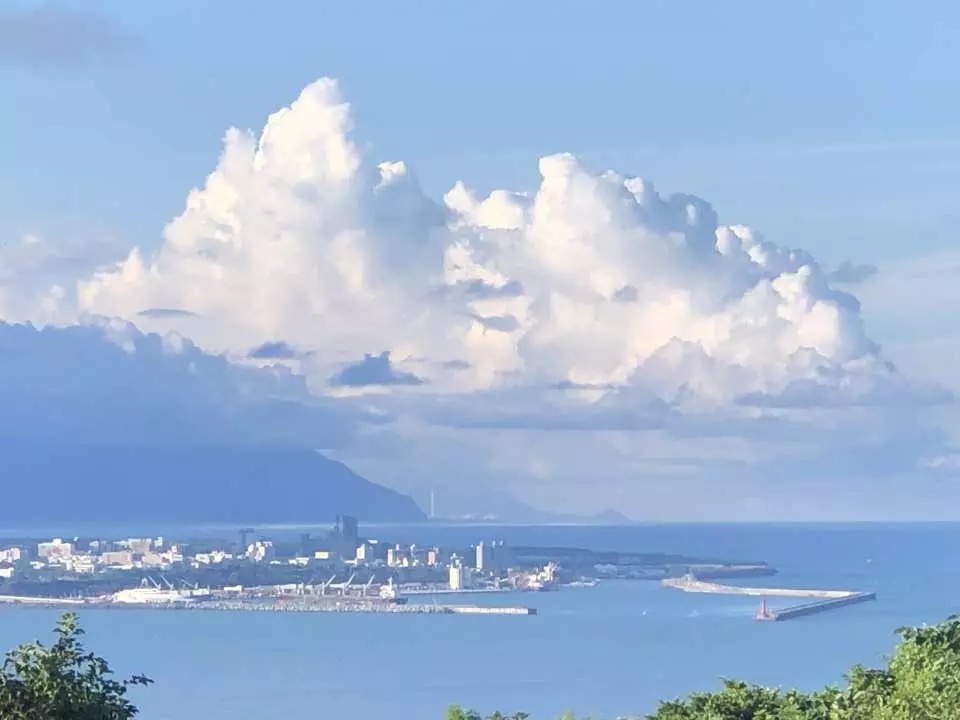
[[109, 576, 211, 605]]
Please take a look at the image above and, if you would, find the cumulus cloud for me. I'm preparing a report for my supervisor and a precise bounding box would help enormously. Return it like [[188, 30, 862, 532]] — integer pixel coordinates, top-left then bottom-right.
[[8, 75, 957, 518], [73, 76, 935, 417], [0, 4, 128, 67]]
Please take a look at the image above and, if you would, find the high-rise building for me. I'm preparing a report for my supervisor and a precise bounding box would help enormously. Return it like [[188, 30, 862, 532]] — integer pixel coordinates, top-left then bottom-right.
[[449, 560, 467, 590], [475, 541, 493, 572], [339, 515, 359, 543]]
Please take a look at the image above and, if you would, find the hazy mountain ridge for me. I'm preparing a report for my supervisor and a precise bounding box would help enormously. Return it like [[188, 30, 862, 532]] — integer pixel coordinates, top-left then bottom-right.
[[0, 443, 425, 525]]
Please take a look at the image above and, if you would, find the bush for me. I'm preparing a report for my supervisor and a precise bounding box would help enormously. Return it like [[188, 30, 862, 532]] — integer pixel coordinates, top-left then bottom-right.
[[0, 612, 151, 720]]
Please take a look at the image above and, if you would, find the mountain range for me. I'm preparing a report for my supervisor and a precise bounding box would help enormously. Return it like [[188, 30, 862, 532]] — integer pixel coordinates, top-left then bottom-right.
[[0, 443, 425, 526]]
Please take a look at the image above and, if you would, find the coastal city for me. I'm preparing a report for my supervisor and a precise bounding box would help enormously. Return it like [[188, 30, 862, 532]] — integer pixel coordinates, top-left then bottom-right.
[[0, 516, 791, 617], [0, 516, 599, 615], [0, 517, 870, 621]]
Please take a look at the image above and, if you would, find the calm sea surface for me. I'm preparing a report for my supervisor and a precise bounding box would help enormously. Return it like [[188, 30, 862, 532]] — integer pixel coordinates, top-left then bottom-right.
[[1, 522, 958, 719]]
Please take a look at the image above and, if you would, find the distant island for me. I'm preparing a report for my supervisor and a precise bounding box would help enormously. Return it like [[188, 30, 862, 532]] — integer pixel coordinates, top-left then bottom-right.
[[0, 444, 425, 525]]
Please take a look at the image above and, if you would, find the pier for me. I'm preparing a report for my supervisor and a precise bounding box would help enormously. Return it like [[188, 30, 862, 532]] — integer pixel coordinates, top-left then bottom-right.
[[663, 574, 876, 621]]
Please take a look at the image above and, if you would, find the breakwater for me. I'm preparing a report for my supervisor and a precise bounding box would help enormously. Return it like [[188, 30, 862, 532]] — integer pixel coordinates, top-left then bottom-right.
[[757, 592, 876, 621], [0, 594, 536, 616], [663, 575, 877, 621], [663, 576, 853, 599]]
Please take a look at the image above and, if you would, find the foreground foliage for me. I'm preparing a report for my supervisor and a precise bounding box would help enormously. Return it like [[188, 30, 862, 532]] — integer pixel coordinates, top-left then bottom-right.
[[0, 613, 151, 720], [454, 615, 960, 719]]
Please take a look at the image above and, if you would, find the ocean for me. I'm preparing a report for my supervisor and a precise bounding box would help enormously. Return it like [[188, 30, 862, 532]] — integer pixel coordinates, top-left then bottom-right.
[[1, 522, 957, 720]]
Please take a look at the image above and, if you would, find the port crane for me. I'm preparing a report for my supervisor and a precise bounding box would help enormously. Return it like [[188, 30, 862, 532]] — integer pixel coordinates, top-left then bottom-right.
[[318, 573, 337, 596], [334, 572, 356, 596], [363, 575, 375, 597]]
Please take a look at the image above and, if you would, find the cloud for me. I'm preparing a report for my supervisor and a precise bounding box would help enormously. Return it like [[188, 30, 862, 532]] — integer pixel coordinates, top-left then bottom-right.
[[76, 76, 930, 411], [248, 340, 299, 360], [0, 233, 121, 324], [138, 308, 199, 319], [826, 261, 878, 285], [329, 352, 426, 388], [9, 76, 958, 518], [0, 319, 366, 449], [0, 4, 128, 67]]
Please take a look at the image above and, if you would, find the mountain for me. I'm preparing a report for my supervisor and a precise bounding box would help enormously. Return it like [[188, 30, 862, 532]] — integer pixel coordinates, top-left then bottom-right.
[[421, 484, 633, 524], [0, 321, 424, 526], [0, 443, 426, 525], [588, 509, 633, 525]]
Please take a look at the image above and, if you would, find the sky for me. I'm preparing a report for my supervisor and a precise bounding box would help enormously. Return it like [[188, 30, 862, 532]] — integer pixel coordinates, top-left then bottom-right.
[[2, 0, 960, 520]]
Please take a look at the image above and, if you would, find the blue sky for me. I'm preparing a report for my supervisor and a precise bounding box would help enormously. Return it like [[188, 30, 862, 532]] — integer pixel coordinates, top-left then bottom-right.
[[5, 0, 960, 265], [3, 0, 960, 519]]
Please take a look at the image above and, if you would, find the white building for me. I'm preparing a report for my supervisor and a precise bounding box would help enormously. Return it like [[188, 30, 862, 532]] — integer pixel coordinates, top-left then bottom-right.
[[246, 541, 275, 563], [448, 560, 470, 591], [475, 541, 493, 572], [0, 547, 23, 564], [37, 539, 73, 560]]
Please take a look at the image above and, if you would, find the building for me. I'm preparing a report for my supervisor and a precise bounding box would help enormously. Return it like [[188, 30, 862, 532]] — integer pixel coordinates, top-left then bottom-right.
[[426, 548, 440, 567], [355, 543, 375, 563], [448, 560, 467, 591], [339, 515, 359, 543], [100, 550, 135, 567], [475, 541, 493, 572], [246, 541, 275, 563], [0, 547, 23, 564], [123, 538, 154, 554], [0, 563, 14, 579], [387, 545, 407, 568], [37, 538, 73, 560]]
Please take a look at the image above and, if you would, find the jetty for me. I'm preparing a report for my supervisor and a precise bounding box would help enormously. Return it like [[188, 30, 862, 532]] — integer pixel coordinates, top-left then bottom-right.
[[663, 574, 876, 621]]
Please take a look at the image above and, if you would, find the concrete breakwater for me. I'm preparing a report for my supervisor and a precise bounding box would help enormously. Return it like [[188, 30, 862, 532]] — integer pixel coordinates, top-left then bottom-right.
[[0, 594, 536, 616], [662, 576, 854, 599], [663, 574, 877, 621], [757, 593, 876, 622]]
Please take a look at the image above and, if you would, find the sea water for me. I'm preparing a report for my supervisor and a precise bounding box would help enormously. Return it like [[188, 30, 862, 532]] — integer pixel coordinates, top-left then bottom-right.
[[0, 522, 957, 720]]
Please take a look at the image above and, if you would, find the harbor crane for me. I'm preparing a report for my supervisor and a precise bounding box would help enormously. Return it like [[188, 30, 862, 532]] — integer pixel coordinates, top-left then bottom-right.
[[319, 573, 337, 596], [328, 572, 356, 596], [363, 575, 375, 596]]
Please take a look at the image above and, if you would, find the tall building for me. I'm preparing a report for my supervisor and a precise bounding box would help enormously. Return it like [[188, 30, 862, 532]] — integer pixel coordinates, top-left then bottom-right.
[[339, 515, 359, 543], [449, 560, 467, 591], [475, 541, 493, 572]]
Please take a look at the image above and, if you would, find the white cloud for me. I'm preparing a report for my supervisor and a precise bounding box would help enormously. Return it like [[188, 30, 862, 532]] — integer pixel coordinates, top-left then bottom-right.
[[6, 76, 958, 518], [74, 77, 932, 411], [0, 233, 120, 325]]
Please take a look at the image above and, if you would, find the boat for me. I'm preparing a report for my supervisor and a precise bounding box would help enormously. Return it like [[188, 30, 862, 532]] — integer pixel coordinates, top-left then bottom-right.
[[110, 586, 211, 605], [109, 576, 211, 605]]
